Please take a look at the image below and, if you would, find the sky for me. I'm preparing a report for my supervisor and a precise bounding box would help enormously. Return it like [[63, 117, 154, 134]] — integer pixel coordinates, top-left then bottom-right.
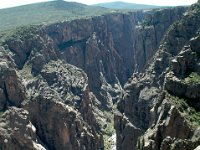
[[0, 0, 198, 9]]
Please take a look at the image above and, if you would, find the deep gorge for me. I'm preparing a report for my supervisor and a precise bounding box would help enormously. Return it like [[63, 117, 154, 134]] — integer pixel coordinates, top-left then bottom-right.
[[0, 2, 200, 150]]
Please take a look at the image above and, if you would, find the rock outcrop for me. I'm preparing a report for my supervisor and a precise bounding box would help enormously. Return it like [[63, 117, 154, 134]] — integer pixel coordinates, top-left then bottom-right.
[[0, 107, 46, 150], [115, 2, 200, 150], [0, 47, 25, 110], [0, 46, 104, 149], [22, 60, 103, 150]]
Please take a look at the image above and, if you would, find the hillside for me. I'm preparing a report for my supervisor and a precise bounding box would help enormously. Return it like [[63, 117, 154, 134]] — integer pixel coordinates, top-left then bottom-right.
[[93, 1, 164, 9], [0, 0, 112, 31]]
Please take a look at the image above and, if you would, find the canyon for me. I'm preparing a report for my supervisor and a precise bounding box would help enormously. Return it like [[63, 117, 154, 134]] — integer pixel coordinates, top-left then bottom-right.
[[0, 1, 200, 150]]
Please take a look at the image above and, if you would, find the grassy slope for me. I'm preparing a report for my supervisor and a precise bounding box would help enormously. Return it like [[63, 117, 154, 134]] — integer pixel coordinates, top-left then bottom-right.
[[93, 1, 165, 10], [0, 0, 112, 31]]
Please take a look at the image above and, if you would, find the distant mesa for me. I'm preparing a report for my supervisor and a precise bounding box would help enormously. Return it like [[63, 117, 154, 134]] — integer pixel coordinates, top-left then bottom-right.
[[93, 1, 165, 9]]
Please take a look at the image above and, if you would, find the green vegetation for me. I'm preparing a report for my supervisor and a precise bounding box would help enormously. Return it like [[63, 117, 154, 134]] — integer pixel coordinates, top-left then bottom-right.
[[0, 25, 40, 47], [103, 123, 115, 150], [187, 108, 200, 125], [0, 111, 4, 117], [101, 110, 115, 150], [166, 92, 200, 126], [20, 62, 33, 80], [0, 1, 113, 31], [185, 72, 200, 84]]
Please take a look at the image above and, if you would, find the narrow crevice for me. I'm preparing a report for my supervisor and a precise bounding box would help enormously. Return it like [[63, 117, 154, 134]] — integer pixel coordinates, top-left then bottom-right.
[[58, 38, 88, 50], [3, 82, 10, 108], [142, 36, 147, 63]]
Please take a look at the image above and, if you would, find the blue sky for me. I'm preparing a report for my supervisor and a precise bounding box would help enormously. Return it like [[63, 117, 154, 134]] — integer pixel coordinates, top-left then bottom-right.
[[0, 0, 198, 9]]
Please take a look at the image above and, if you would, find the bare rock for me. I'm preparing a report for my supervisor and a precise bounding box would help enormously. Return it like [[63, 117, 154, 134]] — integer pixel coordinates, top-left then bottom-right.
[[24, 81, 102, 150], [0, 48, 25, 109], [115, 2, 200, 150], [0, 107, 46, 150]]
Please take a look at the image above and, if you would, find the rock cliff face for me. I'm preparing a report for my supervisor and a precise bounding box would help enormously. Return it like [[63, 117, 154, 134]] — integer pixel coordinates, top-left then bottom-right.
[[0, 107, 46, 150], [4, 7, 186, 110], [0, 44, 103, 149], [0, 4, 198, 150], [115, 2, 200, 150], [0, 47, 26, 110], [45, 7, 185, 101], [0, 30, 104, 149]]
